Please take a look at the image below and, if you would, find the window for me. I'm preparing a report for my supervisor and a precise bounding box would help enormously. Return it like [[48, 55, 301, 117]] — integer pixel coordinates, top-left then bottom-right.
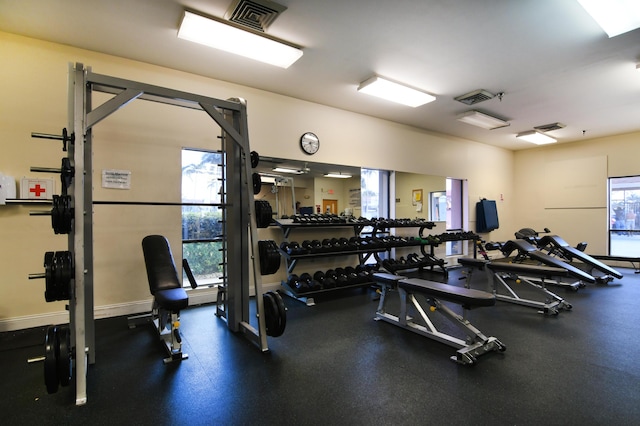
[[608, 176, 640, 256], [445, 178, 464, 256], [181, 149, 225, 287], [361, 168, 390, 219]]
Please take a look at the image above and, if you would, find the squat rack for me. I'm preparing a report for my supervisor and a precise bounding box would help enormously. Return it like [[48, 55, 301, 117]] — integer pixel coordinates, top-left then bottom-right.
[[66, 63, 269, 405]]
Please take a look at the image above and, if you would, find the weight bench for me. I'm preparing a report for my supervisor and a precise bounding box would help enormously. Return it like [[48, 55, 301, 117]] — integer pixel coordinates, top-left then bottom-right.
[[501, 239, 596, 290], [458, 256, 573, 315], [372, 273, 505, 365], [537, 235, 623, 282], [486, 261, 573, 315], [129, 235, 189, 363]]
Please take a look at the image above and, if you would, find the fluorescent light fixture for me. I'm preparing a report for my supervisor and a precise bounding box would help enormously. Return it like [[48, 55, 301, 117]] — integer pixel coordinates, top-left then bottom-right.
[[576, 0, 640, 37], [456, 110, 510, 130], [357, 76, 436, 107], [273, 167, 304, 174], [178, 11, 303, 68], [516, 130, 557, 145], [324, 173, 352, 179]]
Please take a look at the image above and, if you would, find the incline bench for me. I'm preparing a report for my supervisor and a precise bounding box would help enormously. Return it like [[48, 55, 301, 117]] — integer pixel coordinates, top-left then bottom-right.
[[372, 273, 505, 365], [129, 235, 190, 363]]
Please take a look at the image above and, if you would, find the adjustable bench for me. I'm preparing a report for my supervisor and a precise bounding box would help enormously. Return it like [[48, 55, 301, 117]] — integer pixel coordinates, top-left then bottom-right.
[[372, 273, 505, 365], [487, 261, 573, 315], [537, 235, 623, 282], [129, 235, 189, 363], [501, 239, 596, 289], [458, 256, 574, 315]]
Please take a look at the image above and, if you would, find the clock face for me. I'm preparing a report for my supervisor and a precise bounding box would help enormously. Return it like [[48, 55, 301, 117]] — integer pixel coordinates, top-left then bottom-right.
[[300, 132, 320, 155]]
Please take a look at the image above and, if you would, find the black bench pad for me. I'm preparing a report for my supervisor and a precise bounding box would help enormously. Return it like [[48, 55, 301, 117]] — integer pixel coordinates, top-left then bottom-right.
[[398, 278, 495, 307], [487, 261, 568, 278], [458, 257, 488, 269], [155, 287, 189, 311], [539, 235, 623, 279], [142, 235, 188, 311]]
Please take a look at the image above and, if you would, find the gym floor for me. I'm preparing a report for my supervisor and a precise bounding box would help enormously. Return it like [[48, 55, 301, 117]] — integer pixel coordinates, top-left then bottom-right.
[[2, 266, 640, 425]]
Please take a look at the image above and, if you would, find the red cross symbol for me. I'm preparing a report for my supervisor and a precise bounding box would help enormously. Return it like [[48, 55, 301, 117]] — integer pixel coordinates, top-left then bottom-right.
[[30, 184, 46, 197]]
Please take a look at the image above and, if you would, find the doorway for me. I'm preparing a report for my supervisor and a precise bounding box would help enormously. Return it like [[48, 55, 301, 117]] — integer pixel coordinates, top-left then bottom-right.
[[322, 199, 338, 215]]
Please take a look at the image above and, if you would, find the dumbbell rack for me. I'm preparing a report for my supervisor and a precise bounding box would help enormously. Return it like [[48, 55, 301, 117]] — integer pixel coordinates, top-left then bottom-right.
[[25, 63, 272, 405], [274, 218, 379, 306]]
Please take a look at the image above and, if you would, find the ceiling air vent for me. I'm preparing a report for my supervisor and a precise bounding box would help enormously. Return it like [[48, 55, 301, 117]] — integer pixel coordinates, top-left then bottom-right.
[[454, 89, 495, 105], [534, 122, 566, 132], [225, 0, 287, 32]]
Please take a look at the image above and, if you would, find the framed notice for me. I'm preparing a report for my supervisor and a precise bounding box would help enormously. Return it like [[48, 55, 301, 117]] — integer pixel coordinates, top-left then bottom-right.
[[412, 189, 423, 206], [102, 169, 131, 189]]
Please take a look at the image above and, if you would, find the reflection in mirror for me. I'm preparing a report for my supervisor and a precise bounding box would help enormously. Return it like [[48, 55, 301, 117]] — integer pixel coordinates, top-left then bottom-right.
[[255, 157, 361, 218], [394, 172, 447, 221]]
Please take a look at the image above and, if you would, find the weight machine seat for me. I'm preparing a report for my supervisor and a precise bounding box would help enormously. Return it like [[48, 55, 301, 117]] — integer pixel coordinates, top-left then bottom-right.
[[538, 235, 624, 279], [500, 239, 597, 284], [372, 273, 495, 308], [142, 235, 188, 312]]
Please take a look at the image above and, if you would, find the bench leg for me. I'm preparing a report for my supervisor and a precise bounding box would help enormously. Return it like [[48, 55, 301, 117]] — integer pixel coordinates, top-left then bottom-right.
[[492, 273, 572, 315], [375, 285, 505, 365]]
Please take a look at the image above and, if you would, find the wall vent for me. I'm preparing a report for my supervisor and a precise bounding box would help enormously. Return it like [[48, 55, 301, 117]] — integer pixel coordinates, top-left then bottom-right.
[[534, 122, 566, 132], [225, 0, 287, 32], [454, 89, 495, 105]]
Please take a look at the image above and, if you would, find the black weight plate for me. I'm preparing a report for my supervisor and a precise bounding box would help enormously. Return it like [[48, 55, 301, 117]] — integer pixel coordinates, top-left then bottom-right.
[[252, 173, 262, 195], [56, 325, 72, 387], [44, 325, 59, 394], [263, 292, 279, 337], [44, 251, 55, 302], [267, 290, 286, 337], [250, 151, 260, 168]]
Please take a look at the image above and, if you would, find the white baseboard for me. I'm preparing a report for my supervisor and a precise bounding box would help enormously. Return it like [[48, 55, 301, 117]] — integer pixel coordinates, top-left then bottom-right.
[[0, 281, 282, 332]]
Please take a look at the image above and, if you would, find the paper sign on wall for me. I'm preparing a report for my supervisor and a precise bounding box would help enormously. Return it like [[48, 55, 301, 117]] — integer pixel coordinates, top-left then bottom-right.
[[102, 169, 131, 189]]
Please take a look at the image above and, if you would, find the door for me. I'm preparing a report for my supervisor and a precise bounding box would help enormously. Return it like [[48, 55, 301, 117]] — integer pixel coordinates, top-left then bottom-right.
[[323, 199, 338, 215]]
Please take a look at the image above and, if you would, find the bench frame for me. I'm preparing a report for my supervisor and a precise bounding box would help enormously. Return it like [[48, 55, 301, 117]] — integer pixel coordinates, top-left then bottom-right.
[[373, 274, 505, 365]]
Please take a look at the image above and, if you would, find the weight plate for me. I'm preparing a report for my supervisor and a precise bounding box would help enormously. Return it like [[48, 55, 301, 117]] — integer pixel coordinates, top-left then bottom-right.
[[263, 292, 279, 337], [44, 325, 59, 394], [268, 290, 287, 337], [250, 151, 260, 168], [44, 252, 55, 302], [252, 173, 262, 195], [56, 325, 72, 387]]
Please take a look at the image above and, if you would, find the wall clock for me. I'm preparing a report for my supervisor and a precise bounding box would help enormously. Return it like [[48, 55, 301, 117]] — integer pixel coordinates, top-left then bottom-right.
[[300, 132, 320, 155]]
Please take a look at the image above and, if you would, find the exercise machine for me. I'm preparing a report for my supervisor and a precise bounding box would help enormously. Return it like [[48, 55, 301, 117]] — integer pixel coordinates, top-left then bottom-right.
[[372, 273, 505, 365]]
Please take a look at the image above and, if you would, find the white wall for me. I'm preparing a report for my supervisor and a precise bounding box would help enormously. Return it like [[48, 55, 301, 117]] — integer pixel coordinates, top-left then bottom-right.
[[1, 31, 516, 330]]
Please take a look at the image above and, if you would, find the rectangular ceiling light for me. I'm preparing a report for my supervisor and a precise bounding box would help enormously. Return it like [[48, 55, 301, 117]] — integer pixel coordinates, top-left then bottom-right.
[[456, 110, 510, 130], [516, 130, 557, 145], [576, 0, 640, 37], [178, 11, 303, 68], [324, 173, 352, 179], [357, 76, 436, 107], [273, 167, 304, 174]]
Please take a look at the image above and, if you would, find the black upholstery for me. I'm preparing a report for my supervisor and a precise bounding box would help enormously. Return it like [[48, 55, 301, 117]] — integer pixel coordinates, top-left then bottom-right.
[[398, 278, 495, 307], [457, 257, 488, 269], [142, 235, 188, 311], [487, 261, 568, 278], [538, 235, 624, 279], [501, 239, 596, 283]]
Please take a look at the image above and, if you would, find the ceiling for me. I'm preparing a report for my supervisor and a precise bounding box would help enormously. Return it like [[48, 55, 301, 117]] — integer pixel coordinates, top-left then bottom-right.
[[1, 0, 640, 151]]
